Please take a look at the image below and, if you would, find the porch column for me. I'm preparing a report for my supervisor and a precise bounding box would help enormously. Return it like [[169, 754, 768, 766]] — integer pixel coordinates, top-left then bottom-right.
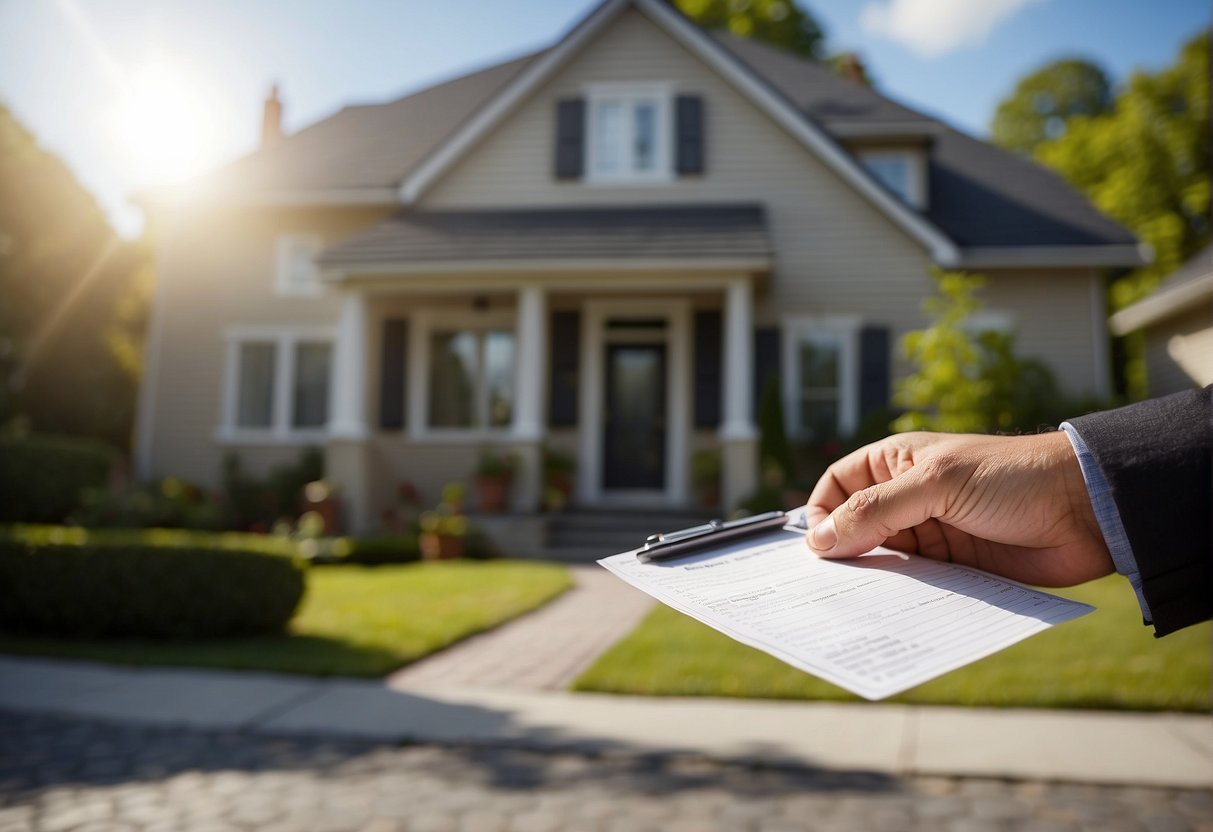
[[511, 284, 547, 511], [328, 289, 372, 534], [720, 278, 757, 510]]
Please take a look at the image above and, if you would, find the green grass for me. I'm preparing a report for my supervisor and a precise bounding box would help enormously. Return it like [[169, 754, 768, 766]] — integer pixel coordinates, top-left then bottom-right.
[[573, 575, 1211, 711], [0, 561, 571, 676]]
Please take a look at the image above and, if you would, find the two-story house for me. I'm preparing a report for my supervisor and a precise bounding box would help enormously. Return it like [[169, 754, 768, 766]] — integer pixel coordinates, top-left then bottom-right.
[[136, 0, 1143, 535]]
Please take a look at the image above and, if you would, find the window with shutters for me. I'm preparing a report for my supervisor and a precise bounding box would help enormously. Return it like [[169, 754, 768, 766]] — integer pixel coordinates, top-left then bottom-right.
[[781, 317, 860, 442], [219, 326, 335, 442], [585, 83, 673, 183], [275, 234, 324, 297]]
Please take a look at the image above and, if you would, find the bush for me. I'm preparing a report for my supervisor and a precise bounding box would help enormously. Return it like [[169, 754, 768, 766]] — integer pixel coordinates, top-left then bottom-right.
[[0, 435, 121, 524], [221, 448, 324, 532], [0, 528, 304, 638], [70, 477, 224, 530]]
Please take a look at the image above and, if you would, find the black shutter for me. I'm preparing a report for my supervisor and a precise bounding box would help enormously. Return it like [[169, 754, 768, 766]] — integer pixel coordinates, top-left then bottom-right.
[[858, 325, 891, 418], [753, 326, 781, 414], [548, 311, 580, 426], [675, 95, 704, 175], [554, 99, 585, 180], [379, 319, 408, 430], [693, 310, 722, 428]]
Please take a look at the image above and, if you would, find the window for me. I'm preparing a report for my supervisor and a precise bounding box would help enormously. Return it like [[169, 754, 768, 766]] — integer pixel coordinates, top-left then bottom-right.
[[426, 329, 515, 430], [783, 318, 859, 442], [222, 328, 334, 440], [857, 150, 925, 208], [586, 83, 671, 182], [276, 234, 323, 297]]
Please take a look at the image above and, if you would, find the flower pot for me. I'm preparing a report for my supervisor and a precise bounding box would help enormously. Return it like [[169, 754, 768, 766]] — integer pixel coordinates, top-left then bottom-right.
[[421, 532, 464, 560], [475, 474, 511, 513]]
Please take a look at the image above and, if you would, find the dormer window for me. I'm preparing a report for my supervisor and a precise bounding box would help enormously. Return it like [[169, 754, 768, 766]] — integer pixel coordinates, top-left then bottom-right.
[[585, 83, 672, 183], [856, 149, 927, 209]]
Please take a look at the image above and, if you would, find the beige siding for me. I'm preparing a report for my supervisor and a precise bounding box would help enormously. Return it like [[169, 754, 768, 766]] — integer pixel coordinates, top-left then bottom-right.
[[1144, 304, 1213, 397], [143, 206, 392, 488]]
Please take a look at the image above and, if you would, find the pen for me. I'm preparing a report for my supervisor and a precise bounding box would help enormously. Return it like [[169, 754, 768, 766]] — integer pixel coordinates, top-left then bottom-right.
[[637, 510, 789, 563]]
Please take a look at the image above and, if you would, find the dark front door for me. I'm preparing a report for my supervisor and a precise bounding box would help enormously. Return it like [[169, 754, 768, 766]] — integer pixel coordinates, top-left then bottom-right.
[[603, 343, 666, 490]]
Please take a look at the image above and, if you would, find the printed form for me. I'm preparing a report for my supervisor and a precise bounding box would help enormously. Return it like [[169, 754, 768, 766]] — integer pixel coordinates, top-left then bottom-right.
[[598, 528, 1093, 700]]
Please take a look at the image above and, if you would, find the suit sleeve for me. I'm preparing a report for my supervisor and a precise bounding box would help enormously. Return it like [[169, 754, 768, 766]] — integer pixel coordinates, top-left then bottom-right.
[[1067, 385, 1212, 636]]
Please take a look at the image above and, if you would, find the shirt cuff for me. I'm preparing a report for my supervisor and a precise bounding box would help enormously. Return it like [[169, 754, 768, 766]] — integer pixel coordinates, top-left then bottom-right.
[[1059, 422, 1152, 622]]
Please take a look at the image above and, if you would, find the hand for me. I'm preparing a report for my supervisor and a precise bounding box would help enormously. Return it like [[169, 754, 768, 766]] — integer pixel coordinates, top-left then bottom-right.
[[804, 431, 1115, 587]]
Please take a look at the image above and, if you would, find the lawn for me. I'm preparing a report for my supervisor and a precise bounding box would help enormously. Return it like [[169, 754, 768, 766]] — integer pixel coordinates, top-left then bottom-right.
[[0, 560, 571, 676], [573, 575, 1211, 711]]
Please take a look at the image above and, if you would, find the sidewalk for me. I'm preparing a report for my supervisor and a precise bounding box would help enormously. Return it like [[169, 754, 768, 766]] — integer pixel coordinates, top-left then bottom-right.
[[2, 564, 1212, 789]]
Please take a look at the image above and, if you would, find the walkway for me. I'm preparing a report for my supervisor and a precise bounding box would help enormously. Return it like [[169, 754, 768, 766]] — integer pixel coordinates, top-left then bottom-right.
[[388, 566, 654, 692]]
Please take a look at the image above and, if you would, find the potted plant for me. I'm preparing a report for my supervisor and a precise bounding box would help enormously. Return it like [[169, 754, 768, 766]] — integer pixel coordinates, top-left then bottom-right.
[[542, 446, 576, 511], [473, 448, 516, 513], [419, 503, 468, 560], [691, 449, 722, 508]]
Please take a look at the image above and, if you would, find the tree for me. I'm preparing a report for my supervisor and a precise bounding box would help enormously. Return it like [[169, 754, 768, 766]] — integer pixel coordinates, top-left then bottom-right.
[[990, 59, 1113, 155], [0, 104, 150, 450], [676, 0, 826, 60], [1034, 33, 1209, 311], [893, 269, 1058, 434]]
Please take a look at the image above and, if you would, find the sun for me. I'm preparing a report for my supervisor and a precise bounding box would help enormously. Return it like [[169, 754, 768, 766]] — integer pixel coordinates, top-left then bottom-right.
[[110, 59, 222, 186]]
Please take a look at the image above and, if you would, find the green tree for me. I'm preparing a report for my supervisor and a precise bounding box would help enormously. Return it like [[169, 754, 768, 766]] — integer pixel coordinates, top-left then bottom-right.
[[1034, 32, 1209, 313], [991, 59, 1113, 155], [893, 269, 1058, 434], [676, 0, 826, 59], [0, 104, 149, 449]]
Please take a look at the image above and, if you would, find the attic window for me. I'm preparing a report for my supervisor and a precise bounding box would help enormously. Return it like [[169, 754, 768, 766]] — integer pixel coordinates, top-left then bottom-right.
[[585, 83, 672, 183], [276, 234, 324, 297], [857, 150, 926, 209]]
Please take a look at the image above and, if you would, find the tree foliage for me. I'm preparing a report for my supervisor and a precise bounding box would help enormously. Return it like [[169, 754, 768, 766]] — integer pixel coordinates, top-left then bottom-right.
[[676, 0, 826, 60], [1033, 32, 1210, 311], [893, 269, 1058, 435], [991, 59, 1113, 155], [0, 104, 150, 449]]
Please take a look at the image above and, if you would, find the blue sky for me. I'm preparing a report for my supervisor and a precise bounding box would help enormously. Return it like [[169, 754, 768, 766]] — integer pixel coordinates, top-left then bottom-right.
[[0, 0, 1206, 237]]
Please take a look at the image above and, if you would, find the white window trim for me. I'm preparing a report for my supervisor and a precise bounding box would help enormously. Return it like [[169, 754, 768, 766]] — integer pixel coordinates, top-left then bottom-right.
[[856, 149, 927, 210], [407, 308, 519, 442], [583, 81, 675, 185], [781, 316, 861, 441], [963, 311, 1016, 334], [217, 324, 336, 444], [275, 234, 325, 298]]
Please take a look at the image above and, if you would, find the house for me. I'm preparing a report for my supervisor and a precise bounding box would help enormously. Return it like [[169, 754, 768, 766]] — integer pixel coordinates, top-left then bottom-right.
[[135, 0, 1144, 536], [1109, 244, 1213, 398]]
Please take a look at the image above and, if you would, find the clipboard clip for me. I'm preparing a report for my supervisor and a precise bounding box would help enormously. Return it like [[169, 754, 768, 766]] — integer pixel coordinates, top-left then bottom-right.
[[638, 510, 789, 563]]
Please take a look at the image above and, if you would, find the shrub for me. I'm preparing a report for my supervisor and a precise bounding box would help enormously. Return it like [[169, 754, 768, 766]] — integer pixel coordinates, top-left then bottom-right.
[[221, 447, 324, 532], [0, 528, 304, 638], [0, 435, 121, 524], [70, 477, 224, 530]]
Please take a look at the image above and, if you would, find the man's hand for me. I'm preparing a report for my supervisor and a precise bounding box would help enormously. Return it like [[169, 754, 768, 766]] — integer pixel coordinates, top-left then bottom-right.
[[804, 431, 1115, 587]]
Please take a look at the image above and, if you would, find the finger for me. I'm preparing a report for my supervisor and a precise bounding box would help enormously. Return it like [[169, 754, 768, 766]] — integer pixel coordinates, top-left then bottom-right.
[[809, 465, 949, 558], [804, 439, 895, 521]]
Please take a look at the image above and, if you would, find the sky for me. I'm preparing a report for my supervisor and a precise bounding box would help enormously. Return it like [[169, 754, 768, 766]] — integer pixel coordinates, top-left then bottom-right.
[[0, 0, 1207, 238]]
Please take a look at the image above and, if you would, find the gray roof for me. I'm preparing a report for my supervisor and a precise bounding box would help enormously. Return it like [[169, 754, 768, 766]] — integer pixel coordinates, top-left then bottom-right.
[[1110, 244, 1213, 334], [317, 205, 771, 266], [212, 8, 1136, 253]]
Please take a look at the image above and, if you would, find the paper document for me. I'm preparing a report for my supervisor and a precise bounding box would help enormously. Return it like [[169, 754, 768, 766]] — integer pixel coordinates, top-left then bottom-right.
[[598, 524, 1093, 700]]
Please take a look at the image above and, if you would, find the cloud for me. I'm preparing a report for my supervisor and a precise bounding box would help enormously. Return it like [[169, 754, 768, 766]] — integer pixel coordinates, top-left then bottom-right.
[[860, 0, 1046, 59]]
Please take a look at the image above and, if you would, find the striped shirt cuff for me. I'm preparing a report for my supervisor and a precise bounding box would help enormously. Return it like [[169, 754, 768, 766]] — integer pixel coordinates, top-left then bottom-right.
[[1059, 422, 1152, 622]]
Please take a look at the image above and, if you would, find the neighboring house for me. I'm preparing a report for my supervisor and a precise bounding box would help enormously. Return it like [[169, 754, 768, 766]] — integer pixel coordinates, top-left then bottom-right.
[[136, 0, 1144, 534], [1110, 244, 1213, 397]]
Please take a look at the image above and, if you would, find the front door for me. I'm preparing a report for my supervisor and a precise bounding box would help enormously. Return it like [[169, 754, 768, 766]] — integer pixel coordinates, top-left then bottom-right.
[[602, 343, 666, 490]]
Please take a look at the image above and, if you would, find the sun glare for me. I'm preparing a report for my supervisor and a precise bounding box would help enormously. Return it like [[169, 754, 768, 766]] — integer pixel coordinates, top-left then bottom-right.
[[110, 59, 222, 186]]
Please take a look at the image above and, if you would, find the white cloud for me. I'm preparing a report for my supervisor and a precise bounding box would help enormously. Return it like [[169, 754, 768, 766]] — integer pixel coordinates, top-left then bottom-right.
[[860, 0, 1047, 59]]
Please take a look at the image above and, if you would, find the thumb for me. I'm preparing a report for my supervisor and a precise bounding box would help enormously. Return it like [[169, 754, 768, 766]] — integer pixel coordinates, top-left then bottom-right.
[[808, 468, 943, 558]]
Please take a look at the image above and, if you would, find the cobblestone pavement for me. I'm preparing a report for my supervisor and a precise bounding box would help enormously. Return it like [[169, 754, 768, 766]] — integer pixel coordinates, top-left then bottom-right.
[[3, 711, 1212, 832], [388, 566, 654, 692]]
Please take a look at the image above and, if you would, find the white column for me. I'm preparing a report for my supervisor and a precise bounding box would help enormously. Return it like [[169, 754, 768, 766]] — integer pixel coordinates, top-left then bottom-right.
[[329, 290, 370, 439], [721, 278, 756, 440], [512, 284, 547, 440]]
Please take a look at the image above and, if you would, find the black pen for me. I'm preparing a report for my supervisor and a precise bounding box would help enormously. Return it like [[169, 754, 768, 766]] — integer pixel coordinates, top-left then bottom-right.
[[636, 511, 790, 563]]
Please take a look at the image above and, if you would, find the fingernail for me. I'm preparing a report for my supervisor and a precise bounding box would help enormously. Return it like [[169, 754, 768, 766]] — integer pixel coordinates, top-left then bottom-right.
[[810, 516, 837, 551]]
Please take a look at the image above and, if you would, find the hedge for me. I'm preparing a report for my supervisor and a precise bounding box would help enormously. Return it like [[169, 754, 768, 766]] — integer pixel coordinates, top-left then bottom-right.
[[0, 435, 121, 524], [0, 532, 305, 639]]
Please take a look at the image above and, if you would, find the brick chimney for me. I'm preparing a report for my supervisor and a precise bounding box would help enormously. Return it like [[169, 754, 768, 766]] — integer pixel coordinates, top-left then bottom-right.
[[837, 52, 869, 86], [261, 84, 283, 147]]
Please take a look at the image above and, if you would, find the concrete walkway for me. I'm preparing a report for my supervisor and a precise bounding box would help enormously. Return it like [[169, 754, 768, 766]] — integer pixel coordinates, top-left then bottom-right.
[[388, 566, 654, 692]]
